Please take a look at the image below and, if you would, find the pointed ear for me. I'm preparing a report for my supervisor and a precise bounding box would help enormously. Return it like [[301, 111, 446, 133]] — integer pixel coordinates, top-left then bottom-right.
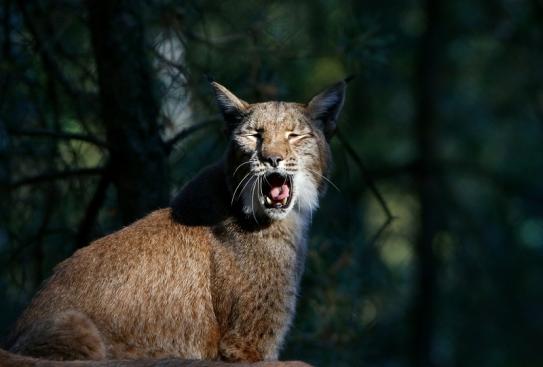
[[210, 81, 249, 130], [306, 79, 348, 139]]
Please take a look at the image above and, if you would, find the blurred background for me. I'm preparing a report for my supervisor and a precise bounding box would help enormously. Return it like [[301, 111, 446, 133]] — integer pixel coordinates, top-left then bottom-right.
[[1, 1, 542, 366]]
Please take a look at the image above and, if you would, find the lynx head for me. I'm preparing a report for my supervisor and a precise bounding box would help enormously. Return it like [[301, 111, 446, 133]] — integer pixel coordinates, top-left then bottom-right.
[[212, 80, 347, 221]]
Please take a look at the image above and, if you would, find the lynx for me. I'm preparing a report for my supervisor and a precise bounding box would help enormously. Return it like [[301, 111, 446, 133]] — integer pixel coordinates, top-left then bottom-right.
[[4, 79, 348, 364]]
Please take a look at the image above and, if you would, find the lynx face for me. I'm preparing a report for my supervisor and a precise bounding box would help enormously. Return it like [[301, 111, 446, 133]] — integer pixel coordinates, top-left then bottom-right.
[[212, 80, 347, 221]]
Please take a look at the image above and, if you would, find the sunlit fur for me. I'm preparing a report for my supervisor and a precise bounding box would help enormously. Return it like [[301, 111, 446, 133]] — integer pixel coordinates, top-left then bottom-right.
[[227, 102, 332, 222], [5, 81, 346, 365]]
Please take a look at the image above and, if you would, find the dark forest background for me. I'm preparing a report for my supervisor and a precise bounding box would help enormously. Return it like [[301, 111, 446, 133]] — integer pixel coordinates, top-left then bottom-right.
[[1, 1, 543, 366]]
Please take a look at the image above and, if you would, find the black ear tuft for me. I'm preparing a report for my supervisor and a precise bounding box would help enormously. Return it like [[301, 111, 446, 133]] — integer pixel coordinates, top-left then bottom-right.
[[306, 79, 348, 139], [210, 81, 249, 131]]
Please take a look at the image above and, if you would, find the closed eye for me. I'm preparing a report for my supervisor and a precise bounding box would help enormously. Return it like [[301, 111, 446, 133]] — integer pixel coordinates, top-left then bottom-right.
[[242, 131, 261, 139], [287, 132, 311, 141]]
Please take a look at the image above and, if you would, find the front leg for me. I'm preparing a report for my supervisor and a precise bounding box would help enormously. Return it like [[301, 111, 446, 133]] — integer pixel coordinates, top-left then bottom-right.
[[219, 331, 264, 363], [219, 287, 296, 363]]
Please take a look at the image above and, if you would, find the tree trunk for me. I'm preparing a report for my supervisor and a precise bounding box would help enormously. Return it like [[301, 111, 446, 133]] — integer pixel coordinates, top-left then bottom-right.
[[411, 0, 441, 366], [87, 0, 169, 225]]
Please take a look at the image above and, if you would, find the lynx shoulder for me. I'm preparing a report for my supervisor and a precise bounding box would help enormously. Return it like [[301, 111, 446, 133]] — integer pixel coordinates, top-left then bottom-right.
[[6, 79, 348, 363]]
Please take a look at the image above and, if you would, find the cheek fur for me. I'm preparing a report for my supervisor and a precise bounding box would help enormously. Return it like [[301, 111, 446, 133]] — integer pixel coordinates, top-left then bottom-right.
[[293, 172, 319, 214]]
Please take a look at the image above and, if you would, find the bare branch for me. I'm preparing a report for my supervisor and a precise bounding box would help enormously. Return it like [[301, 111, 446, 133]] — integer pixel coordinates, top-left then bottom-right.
[[9, 128, 108, 149], [365, 216, 394, 248], [17, 1, 81, 102], [153, 47, 190, 76], [75, 165, 111, 249], [336, 129, 396, 242], [16, 0, 95, 131], [9, 168, 104, 189], [165, 116, 220, 153]]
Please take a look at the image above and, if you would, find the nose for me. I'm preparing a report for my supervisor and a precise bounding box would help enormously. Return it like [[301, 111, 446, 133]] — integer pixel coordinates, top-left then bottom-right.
[[264, 154, 283, 168]]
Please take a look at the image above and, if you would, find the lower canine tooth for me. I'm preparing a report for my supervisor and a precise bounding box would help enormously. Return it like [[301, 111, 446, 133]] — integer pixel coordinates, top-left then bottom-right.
[[266, 196, 272, 205], [281, 198, 288, 205]]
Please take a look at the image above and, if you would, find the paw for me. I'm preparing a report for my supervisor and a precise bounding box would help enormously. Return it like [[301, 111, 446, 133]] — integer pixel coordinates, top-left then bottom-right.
[[219, 336, 262, 363]]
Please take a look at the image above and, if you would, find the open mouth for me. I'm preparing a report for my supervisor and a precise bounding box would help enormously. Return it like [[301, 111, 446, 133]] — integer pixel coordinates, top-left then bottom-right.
[[262, 172, 293, 209]]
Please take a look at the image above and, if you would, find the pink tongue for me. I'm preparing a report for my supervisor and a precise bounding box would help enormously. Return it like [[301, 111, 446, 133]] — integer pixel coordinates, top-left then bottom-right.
[[270, 184, 290, 201]]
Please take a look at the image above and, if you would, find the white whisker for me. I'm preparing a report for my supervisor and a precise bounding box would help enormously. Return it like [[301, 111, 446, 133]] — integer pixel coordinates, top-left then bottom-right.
[[232, 160, 252, 177], [231, 171, 252, 205], [251, 178, 259, 225], [306, 168, 341, 192], [237, 174, 255, 203], [259, 175, 264, 199]]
